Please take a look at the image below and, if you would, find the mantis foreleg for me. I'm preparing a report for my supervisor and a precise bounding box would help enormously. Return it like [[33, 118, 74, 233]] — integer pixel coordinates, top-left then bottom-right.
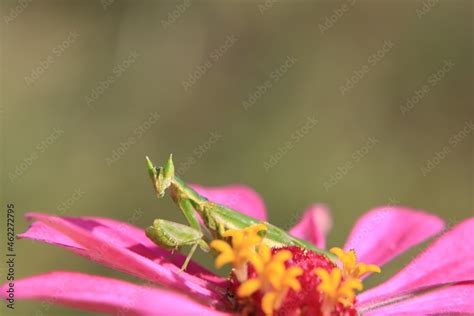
[[178, 198, 202, 232], [146, 218, 209, 271]]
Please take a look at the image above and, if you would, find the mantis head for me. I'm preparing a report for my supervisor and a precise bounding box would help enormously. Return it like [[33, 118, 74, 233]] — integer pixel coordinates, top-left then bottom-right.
[[146, 155, 174, 198]]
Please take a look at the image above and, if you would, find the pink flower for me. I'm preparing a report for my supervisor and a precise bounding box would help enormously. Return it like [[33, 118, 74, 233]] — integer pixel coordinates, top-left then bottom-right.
[[2, 184, 473, 315]]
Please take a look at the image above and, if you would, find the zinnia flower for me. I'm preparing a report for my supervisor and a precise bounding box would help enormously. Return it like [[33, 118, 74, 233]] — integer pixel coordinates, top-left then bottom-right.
[[2, 184, 473, 315]]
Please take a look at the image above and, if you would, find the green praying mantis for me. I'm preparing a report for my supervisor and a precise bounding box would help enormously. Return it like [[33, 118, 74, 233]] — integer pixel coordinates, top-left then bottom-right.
[[145, 155, 335, 271]]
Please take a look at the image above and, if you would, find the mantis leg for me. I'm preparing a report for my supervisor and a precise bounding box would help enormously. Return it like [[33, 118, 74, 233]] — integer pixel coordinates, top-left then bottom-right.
[[180, 239, 210, 272], [180, 241, 199, 272], [178, 198, 203, 233]]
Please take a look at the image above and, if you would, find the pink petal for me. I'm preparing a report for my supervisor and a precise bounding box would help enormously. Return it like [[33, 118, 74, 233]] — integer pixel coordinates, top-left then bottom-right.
[[358, 218, 474, 305], [289, 204, 332, 248], [83, 216, 225, 285], [344, 206, 444, 268], [20, 215, 217, 281], [1, 271, 231, 315], [360, 282, 474, 315], [190, 184, 267, 220], [19, 212, 228, 308]]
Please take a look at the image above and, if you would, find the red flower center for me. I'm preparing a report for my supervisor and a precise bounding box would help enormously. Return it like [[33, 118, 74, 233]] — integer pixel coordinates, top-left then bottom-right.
[[230, 246, 358, 316], [210, 224, 380, 315]]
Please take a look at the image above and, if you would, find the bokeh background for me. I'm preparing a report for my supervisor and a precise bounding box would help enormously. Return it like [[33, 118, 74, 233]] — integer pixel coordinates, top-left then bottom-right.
[[1, 0, 473, 315]]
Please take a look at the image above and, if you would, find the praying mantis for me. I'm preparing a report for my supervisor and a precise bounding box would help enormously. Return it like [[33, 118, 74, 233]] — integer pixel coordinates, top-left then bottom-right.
[[145, 155, 335, 271]]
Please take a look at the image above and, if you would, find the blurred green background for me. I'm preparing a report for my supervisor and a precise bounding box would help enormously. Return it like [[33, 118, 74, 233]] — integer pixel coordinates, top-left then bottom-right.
[[1, 0, 472, 315]]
